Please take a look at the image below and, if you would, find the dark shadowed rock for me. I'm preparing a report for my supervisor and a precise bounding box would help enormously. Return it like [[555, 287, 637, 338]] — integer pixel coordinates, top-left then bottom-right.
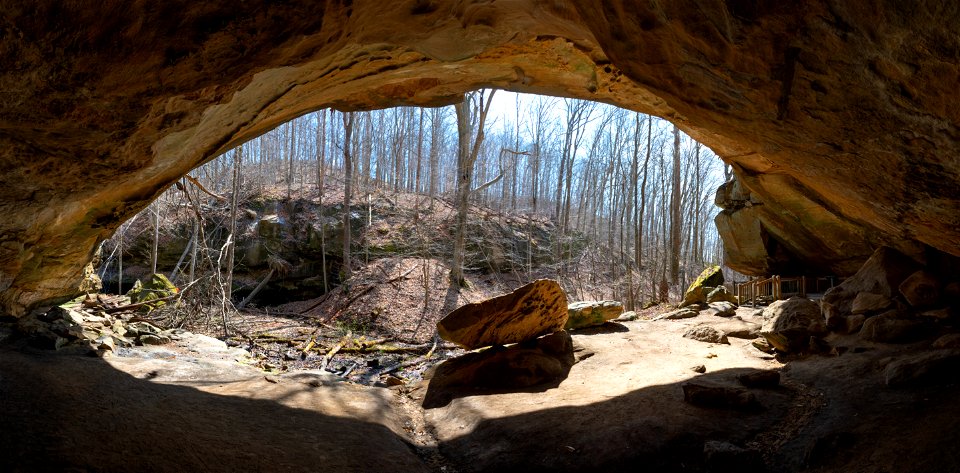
[[899, 270, 941, 308], [850, 292, 893, 315], [884, 350, 960, 387], [843, 314, 867, 335], [422, 331, 575, 408], [760, 297, 826, 353], [919, 308, 952, 319], [736, 369, 780, 389], [437, 279, 568, 350], [703, 441, 764, 471], [822, 247, 921, 323], [682, 382, 759, 411], [859, 311, 925, 343], [933, 334, 960, 349]]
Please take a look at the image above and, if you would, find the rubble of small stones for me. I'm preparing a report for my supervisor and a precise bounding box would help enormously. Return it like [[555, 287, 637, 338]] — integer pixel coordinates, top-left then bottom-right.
[[6, 273, 183, 356], [15, 295, 176, 356]]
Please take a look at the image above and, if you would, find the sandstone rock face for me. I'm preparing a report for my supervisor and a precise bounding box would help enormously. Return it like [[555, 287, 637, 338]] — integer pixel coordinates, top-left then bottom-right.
[[1, 2, 959, 314], [821, 247, 920, 323], [437, 279, 567, 350], [760, 297, 826, 353], [859, 311, 925, 343], [850, 292, 893, 315]]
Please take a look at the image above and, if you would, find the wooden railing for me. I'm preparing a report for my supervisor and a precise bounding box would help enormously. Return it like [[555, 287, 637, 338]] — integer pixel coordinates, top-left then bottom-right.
[[735, 276, 810, 307]]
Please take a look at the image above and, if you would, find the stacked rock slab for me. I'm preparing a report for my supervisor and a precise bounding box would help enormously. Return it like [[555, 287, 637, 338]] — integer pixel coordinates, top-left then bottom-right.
[[436, 279, 568, 350], [428, 280, 573, 400], [821, 247, 919, 330], [818, 246, 959, 344]]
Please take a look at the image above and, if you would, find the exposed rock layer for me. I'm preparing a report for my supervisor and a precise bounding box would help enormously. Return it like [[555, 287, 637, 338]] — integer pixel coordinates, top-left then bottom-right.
[[1, 1, 958, 314]]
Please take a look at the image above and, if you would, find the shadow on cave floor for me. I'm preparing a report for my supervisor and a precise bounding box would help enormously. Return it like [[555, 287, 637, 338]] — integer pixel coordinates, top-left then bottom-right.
[[2, 329, 959, 473], [411, 341, 960, 473], [0, 344, 428, 473], [569, 321, 630, 335]]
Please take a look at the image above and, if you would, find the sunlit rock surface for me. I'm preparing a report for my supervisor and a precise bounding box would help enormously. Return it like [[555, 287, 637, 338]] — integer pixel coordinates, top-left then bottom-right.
[[1, 1, 958, 314]]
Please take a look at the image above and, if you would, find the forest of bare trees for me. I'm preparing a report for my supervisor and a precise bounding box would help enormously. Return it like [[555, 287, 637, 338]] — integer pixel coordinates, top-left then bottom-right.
[[101, 91, 727, 315]]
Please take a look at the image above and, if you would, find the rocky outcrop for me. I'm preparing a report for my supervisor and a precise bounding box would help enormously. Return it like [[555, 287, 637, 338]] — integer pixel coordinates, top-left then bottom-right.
[[715, 177, 876, 276], [436, 279, 568, 350], [1, 1, 959, 315], [680, 266, 725, 308], [812, 245, 960, 347], [821, 247, 921, 329]]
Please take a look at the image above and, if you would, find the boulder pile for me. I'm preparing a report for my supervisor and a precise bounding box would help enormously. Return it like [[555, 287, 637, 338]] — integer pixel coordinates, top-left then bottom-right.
[[13, 273, 182, 355], [820, 246, 958, 345]]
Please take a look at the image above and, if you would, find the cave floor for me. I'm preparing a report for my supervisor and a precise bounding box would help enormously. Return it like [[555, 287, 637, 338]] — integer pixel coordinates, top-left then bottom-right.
[[1, 308, 958, 473]]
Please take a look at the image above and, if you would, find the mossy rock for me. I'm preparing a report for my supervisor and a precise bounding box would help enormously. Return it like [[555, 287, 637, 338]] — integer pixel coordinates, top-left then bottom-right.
[[682, 266, 724, 307], [126, 273, 178, 310], [565, 300, 623, 330]]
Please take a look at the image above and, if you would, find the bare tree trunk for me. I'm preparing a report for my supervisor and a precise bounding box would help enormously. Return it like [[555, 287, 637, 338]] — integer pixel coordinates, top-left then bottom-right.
[[692, 142, 702, 265], [317, 110, 329, 293], [117, 224, 123, 293], [428, 107, 442, 210], [637, 115, 652, 272], [224, 145, 242, 302], [669, 125, 682, 287], [150, 201, 160, 274], [415, 108, 424, 195], [286, 122, 295, 199], [451, 100, 472, 287], [342, 111, 356, 282], [188, 220, 198, 283], [450, 90, 496, 286]]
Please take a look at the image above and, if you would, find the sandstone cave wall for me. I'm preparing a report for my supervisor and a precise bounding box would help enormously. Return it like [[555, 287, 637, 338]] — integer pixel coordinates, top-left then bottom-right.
[[0, 0, 957, 314]]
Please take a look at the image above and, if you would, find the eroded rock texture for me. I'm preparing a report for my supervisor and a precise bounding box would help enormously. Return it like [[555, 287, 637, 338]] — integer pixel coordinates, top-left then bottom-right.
[[0, 1, 958, 314]]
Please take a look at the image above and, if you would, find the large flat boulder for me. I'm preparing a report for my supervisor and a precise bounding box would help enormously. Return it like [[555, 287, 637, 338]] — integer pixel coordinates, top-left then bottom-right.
[[437, 279, 568, 350]]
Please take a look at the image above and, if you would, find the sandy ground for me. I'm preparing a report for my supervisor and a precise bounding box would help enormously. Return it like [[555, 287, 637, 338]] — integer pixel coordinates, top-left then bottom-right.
[[1, 306, 958, 473]]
